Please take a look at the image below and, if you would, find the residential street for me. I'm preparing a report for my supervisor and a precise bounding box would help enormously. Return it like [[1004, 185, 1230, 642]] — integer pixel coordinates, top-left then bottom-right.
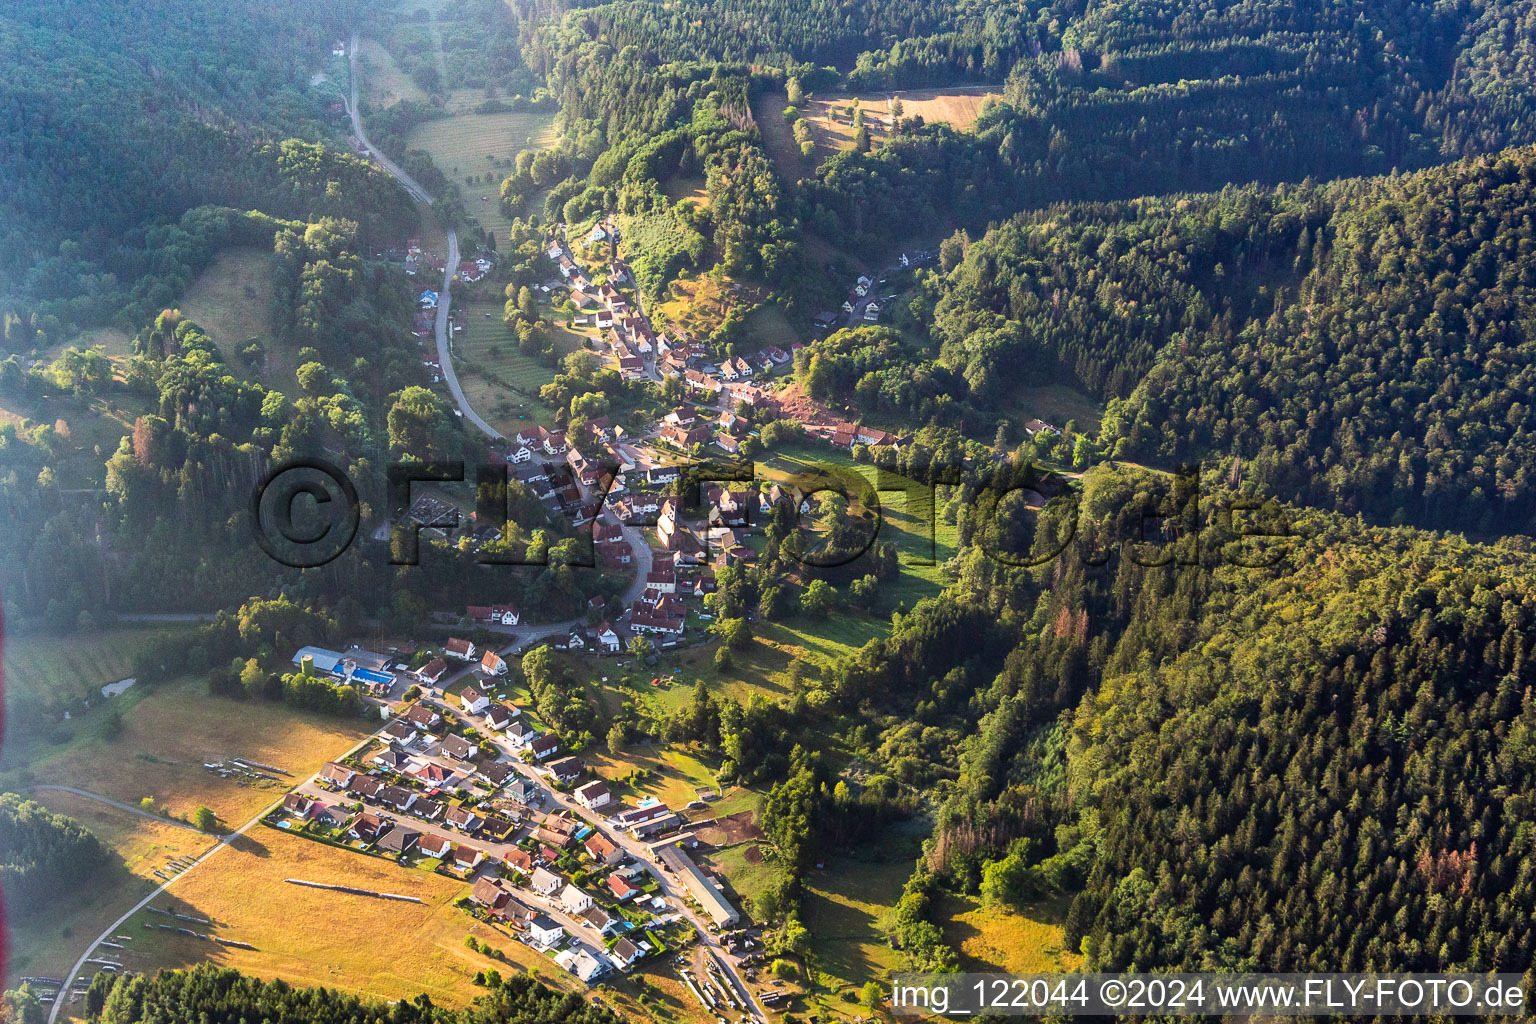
[[415, 698, 766, 1019]]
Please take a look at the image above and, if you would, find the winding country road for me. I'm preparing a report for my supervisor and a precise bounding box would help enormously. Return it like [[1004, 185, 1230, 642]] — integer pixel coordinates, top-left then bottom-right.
[[346, 31, 502, 442]]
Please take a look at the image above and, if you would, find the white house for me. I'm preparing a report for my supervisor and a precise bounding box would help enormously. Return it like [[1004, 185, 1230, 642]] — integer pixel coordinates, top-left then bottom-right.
[[530, 866, 563, 896], [481, 651, 508, 677], [527, 913, 564, 949], [574, 780, 613, 810], [445, 638, 477, 661], [560, 883, 595, 915], [460, 685, 491, 714]]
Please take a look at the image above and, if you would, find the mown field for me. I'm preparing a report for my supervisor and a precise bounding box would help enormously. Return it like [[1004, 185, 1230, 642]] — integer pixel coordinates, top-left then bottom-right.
[[453, 299, 564, 432], [5, 625, 191, 707], [801, 856, 913, 998], [405, 111, 558, 240], [121, 827, 545, 1008], [359, 35, 429, 108]]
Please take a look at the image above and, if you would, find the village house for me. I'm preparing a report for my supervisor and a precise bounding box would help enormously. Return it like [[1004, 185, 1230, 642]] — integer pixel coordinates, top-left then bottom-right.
[[504, 848, 534, 875], [437, 734, 479, 762], [418, 833, 453, 861], [584, 832, 623, 866], [478, 761, 516, 787], [468, 603, 521, 625], [607, 873, 639, 901], [559, 883, 595, 915], [445, 638, 477, 661], [347, 812, 386, 842], [545, 756, 583, 783], [445, 804, 484, 834], [608, 937, 642, 970], [376, 825, 420, 855], [580, 905, 621, 936], [529, 733, 561, 760], [350, 775, 386, 801], [484, 702, 517, 730], [453, 844, 485, 871], [382, 720, 418, 746], [593, 621, 622, 652], [560, 947, 608, 983], [405, 703, 441, 730], [573, 780, 612, 809], [283, 793, 317, 819], [527, 914, 564, 949], [504, 720, 537, 748], [459, 685, 490, 714], [379, 786, 418, 814], [472, 876, 511, 910], [481, 650, 507, 676], [371, 744, 410, 771], [320, 762, 355, 789], [414, 658, 449, 685], [631, 607, 684, 635], [530, 866, 563, 896]]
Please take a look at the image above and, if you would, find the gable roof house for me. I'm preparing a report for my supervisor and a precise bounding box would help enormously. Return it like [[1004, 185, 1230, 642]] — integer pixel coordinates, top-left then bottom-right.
[[608, 936, 642, 969], [404, 703, 441, 730], [559, 883, 595, 914], [376, 825, 420, 854], [504, 848, 534, 875], [444, 804, 484, 833], [607, 872, 639, 901], [530, 866, 563, 896], [320, 762, 356, 789], [437, 733, 479, 762], [529, 734, 561, 760], [347, 812, 386, 842], [472, 876, 511, 910], [460, 685, 490, 714], [418, 833, 453, 860], [574, 780, 612, 809], [584, 832, 623, 866], [484, 702, 517, 729], [481, 650, 507, 676], [413, 657, 449, 685], [445, 638, 477, 661]]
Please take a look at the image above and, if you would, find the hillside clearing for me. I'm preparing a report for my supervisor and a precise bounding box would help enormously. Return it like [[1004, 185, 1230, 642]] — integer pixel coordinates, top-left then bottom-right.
[[802, 86, 1001, 158]]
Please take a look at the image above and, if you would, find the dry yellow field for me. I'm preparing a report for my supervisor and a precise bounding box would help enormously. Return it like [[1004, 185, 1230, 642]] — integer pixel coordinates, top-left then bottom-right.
[[124, 828, 538, 1005], [26, 676, 372, 824], [126, 828, 716, 1024], [938, 893, 1084, 973], [803, 86, 1001, 155], [6, 794, 218, 988]]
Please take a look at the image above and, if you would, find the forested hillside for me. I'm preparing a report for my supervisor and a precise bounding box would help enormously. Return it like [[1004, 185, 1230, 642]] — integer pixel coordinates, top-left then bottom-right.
[[737, 459, 1536, 979], [921, 147, 1536, 534], [0, 793, 108, 916], [81, 965, 618, 1024], [0, 0, 415, 326]]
